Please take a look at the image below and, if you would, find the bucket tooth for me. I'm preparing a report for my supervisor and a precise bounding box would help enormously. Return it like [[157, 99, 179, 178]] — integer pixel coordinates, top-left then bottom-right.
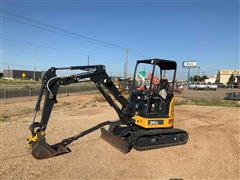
[[101, 128, 131, 154]]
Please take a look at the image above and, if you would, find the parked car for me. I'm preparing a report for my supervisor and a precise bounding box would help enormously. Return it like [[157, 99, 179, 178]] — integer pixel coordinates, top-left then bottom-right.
[[205, 83, 218, 90], [188, 82, 217, 90], [188, 82, 206, 90], [224, 92, 240, 101]]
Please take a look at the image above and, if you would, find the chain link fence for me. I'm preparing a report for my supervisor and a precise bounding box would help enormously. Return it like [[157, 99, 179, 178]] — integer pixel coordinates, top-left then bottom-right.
[[0, 82, 98, 103]]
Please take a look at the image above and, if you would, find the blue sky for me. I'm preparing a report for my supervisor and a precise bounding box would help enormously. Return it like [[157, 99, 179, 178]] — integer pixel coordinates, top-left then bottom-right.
[[1, 0, 239, 79]]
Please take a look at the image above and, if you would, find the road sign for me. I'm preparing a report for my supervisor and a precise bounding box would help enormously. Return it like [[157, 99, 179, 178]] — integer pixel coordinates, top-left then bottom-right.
[[21, 72, 26, 78]]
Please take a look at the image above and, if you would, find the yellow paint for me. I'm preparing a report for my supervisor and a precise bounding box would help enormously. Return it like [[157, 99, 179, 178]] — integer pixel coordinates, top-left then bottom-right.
[[27, 134, 38, 142], [168, 97, 175, 118], [133, 96, 175, 128], [27, 131, 45, 142], [133, 115, 174, 128]]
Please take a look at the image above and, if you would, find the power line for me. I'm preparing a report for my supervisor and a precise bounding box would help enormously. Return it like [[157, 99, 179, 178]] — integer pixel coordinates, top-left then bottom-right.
[[1, 37, 122, 62], [3, 11, 126, 49], [1, 10, 148, 58], [3, 16, 107, 48], [3, 46, 87, 61], [1, 62, 48, 70], [3, 51, 105, 65]]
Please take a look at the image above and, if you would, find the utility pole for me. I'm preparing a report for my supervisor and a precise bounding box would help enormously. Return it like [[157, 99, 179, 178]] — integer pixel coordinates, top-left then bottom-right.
[[124, 48, 128, 78], [7, 65, 10, 78], [197, 66, 200, 82], [187, 67, 190, 82], [87, 55, 90, 66], [87, 55, 90, 71], [33, 47, 36, 83]]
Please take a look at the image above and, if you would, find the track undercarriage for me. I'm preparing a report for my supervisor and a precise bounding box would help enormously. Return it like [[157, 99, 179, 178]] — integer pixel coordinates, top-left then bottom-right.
[[101, 124, 188, 153], [29, 120, 188, 159]]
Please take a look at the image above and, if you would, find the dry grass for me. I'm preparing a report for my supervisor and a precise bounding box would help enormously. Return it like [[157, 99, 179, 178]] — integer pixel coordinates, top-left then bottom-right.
[[0, 115, 10, 122], [175, 97, 240, 107]]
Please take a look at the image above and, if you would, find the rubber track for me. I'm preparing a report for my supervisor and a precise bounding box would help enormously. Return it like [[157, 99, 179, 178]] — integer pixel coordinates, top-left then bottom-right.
[[130, 128, 188, 151]]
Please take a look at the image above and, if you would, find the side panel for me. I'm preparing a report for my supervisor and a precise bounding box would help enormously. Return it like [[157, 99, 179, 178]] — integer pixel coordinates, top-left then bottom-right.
[[133, 97, 175, 129], [133, 115, 174, 128], [168, 97, 175, 118]]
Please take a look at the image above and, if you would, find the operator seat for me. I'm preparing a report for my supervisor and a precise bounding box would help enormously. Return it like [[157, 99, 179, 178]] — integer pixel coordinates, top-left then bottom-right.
[[157, 78, 173, 117]]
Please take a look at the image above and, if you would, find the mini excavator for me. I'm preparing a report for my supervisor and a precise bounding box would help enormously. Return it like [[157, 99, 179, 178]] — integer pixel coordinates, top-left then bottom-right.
[[28, 59, 188, 159]]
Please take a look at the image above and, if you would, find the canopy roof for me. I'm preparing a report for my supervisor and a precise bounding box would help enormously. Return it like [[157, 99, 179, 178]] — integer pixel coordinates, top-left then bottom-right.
[[137, 58, 177, 70]]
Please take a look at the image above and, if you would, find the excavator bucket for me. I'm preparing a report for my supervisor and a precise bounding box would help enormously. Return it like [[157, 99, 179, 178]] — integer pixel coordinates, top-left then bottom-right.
[[28, 131, 70, 159]]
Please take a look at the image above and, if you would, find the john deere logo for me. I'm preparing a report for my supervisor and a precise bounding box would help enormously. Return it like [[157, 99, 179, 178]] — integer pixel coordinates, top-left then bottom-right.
[[21, 72, 26, 78]]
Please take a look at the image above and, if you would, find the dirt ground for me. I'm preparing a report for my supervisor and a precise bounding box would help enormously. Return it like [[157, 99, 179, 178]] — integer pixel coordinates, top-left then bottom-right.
[[0, 94, 239, 180]]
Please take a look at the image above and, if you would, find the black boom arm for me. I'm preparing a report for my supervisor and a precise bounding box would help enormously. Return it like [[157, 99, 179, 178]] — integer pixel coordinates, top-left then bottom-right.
[[30, 65, 132, 135]]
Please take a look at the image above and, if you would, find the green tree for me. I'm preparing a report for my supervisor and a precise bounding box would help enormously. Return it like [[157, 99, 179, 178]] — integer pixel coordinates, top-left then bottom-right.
[[227, 74, 235, 86], [200, 75, 208, 81], [189, 75, 208, 82]]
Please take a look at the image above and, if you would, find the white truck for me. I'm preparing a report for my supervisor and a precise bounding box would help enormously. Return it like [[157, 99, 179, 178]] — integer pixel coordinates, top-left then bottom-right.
[[188, 83, 217, 90], [205, 83, 218, 90], [188, 82, 206, 90]]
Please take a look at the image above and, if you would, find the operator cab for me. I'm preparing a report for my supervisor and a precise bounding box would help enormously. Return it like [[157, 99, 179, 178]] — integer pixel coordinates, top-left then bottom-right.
[[129, 59, 177, 128]]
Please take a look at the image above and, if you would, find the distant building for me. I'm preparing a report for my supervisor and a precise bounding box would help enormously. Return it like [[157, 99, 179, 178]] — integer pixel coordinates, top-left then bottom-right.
[[3, 69, 45, 80], [216, 69, 240, 85], [205, 75, 217, 84]]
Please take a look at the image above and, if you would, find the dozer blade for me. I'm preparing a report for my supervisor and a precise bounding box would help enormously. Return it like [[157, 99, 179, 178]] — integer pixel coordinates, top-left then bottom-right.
[[28, 132, 70, 159], [101, 128, 131, 154]]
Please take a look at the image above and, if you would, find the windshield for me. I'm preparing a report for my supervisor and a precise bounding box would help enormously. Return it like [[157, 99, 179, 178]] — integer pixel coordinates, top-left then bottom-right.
[[133, 63, 175, 93]]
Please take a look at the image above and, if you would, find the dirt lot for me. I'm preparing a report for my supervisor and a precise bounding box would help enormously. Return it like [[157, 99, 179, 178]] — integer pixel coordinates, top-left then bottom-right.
[[0, 94, 239, 180]]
